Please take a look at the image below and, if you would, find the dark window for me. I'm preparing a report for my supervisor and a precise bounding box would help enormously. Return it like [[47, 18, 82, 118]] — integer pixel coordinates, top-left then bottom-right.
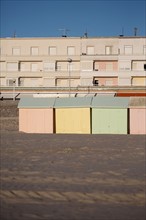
[[93, 79, 99, 86]]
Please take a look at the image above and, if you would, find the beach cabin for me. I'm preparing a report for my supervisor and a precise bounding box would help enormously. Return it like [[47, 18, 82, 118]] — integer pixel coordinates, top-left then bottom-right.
[[91, 97, 129, 134], [129, 97, 146, 134], [18, 97, 56, 133], [54, 97, 92, 134]]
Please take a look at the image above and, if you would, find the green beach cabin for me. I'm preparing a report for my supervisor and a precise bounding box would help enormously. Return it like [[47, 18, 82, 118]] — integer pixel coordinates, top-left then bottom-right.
[[91, 96, 129, 134]]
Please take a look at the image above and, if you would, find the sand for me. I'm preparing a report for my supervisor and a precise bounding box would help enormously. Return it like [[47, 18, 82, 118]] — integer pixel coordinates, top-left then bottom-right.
[[0, 100, 145, 220]]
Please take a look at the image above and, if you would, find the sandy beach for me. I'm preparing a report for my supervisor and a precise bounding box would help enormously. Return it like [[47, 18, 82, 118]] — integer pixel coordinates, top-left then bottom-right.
[[0, 100, 145, 220]]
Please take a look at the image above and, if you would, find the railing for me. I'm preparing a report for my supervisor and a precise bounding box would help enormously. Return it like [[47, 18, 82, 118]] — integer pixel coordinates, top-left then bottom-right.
[[1, 86, 146, 100], [1, 85, 146, 91]]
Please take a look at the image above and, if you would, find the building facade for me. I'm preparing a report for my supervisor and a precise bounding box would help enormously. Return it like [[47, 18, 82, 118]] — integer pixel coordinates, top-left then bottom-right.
[[0, 36, 146, 87]]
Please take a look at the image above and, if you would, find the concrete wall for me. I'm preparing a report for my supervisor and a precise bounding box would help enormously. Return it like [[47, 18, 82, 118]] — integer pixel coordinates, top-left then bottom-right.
[[1, 37, 146, 87]]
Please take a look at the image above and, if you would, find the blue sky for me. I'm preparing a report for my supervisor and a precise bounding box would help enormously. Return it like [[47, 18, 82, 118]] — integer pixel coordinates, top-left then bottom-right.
[[0, 0, 146, 37]]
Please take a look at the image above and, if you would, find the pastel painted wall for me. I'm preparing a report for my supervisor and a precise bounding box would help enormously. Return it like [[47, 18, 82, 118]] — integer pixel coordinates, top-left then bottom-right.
[[94, 77, 118, 86], [94, 61, 118, 71], [130, 108, 146, 134], [132, 77, 146, 86], [19, 108, 54, 133], [92, 108, 128, 134], [55, 108, 91, 134]]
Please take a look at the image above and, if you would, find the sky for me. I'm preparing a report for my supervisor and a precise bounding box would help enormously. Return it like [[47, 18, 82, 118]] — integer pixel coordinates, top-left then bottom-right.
[[0, 0, 146, 38]]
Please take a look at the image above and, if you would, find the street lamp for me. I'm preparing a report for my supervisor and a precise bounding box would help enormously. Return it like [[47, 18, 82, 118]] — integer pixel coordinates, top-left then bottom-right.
[[13, 79, 16, 101], [67, 58, 72, 97]]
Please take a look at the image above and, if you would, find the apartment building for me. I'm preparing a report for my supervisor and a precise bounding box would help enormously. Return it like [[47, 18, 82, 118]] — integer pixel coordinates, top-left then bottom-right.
[[0, 36, 146, 87]]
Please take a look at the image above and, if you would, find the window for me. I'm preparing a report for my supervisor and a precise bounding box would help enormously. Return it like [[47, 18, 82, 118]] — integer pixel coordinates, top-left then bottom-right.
[[105, 80, 113, 86], [6, 79, 16, 86], [86, 46, 94, 55], [31, 78, 39, 87], [94, 62, 99, 71], [106, 63, 113, 71], [119, 60, 131, 70], [124, 45, 133, 55], [0, 61, 5, 71], [18, 78, 24, 86], [56, 63, 61, 71], [7, 62, 18, 71], [31, 47, 39, 55], [105, 46, 112, 55], [132, 61, 146, 71], [20, 63, 26, 72], [56, 61, 67, 71], [31, 63, 38, 72], [93, 78, 99, 86], [71, 61, 80, 71], [67, 46, 75, 55], [12, 48, 20, 55], [132, 61, 137, 70], [43, 62, 55, 71], [49, 47, 56, 55]]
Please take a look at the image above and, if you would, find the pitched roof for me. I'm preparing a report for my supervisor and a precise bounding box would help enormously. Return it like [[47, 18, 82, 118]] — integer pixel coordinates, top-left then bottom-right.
[[129, 97, 146, 108], [91, 96, 129, 108], [18, 97, 56, 108], [54, 97, 93, 108]]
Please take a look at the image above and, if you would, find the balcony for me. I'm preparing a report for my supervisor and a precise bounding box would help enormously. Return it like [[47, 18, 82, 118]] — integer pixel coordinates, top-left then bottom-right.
[[0, 70, 80, 78], [43, 70, 80, 78], [81, 54, 119, 61], [81, 70, 118, 78]]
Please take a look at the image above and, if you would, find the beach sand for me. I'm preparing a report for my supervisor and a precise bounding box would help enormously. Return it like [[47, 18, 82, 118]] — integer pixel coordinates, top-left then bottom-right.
[[0, 100, 145, 220]]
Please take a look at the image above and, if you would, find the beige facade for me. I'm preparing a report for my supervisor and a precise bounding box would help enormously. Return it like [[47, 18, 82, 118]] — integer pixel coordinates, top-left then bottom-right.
[[0, 36, 146, 87]]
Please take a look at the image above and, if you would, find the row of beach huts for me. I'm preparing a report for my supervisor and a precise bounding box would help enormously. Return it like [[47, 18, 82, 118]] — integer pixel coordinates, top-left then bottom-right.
[[18, 96, 146, 134]]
